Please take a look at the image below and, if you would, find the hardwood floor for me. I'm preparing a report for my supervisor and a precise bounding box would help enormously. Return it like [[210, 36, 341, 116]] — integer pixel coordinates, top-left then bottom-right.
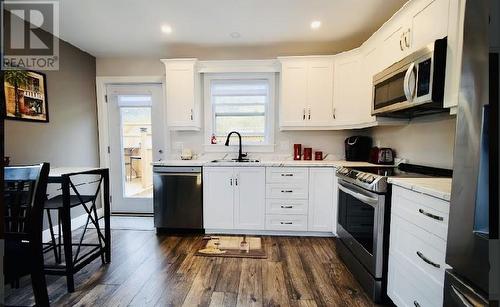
[[5, 229, 379, 306]]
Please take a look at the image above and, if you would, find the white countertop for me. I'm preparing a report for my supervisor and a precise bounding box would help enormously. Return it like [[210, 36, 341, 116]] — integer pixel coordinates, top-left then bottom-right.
[[388, 177, 452, 201], [152, 158, 388, 168]]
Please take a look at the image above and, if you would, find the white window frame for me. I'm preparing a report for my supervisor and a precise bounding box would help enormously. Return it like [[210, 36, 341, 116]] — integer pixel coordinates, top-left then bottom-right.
[[203, 72, 276, 153]]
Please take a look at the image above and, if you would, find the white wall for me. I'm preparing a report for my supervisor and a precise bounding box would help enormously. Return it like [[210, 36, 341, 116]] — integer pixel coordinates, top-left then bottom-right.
[[368, 114, 456, 169]]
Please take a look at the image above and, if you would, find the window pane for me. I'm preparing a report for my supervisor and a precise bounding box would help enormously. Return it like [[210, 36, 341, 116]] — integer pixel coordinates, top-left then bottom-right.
[[213, 95, 266, 104], [215, 104, 265, 114], [215, 115, 265, 136]]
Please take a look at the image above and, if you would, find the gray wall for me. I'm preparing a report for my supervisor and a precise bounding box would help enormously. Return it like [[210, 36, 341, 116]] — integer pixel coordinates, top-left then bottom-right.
[[5, 38, 99, 228]]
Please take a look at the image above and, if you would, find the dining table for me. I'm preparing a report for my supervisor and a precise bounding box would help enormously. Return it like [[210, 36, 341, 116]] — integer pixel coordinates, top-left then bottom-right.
[[45, 167, 110, 292]]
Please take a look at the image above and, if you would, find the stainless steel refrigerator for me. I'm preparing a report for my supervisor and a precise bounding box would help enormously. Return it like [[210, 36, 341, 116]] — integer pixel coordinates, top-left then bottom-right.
[[444, 0, 498, 305]]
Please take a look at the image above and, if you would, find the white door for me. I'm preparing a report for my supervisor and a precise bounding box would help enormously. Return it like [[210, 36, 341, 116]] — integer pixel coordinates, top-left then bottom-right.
[[203, 167, 234, 229], [307, 58, 335, 126], [280, 60, 308, 126], [308, 168, 335, 232], [234, 167, 265, 230], [107, 84, 165, 213]]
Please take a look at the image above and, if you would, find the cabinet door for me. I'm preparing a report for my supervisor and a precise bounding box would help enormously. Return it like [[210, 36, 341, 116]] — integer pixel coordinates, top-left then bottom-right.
[[165, 60, 199, 129], [308, 168, 334, 232], [234, 167, 265, 230], [411, 0, 450, 51], [380, 25, 408, 69], [280, 60, 308, 127], [333, 53, 373, 125], [203, 167, 234, 229], [307, 58, 335, 126]]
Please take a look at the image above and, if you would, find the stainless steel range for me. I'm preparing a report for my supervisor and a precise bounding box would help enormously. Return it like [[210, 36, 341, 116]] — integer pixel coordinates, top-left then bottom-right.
[[335, 163, 452, 303]]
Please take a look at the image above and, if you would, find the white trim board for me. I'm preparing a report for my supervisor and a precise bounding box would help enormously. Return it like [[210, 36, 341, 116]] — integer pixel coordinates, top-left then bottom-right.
[[205, 229, 335, 238], [42, 208, 104, 243]]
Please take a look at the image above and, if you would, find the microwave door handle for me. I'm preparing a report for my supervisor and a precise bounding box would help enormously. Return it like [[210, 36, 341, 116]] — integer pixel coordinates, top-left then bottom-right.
[[338, 182, 379, 207], [403, 62, 416, 101]]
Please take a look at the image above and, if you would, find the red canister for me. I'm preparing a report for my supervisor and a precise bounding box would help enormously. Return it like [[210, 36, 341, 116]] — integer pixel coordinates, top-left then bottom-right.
[[303, 148, 312, 160], [293, 144, 302, 160], [314, 151, 323, 160]]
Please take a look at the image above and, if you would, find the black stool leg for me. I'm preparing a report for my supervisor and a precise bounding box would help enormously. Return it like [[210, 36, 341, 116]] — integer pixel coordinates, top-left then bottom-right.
[[58, 209, 62, 264], [91, 203, 105, 265], [46, 208, 60, 263]]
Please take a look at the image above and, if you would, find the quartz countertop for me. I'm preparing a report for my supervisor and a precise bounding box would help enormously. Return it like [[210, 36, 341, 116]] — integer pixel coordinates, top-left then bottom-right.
[[152, 158, 388, 168], [388, 177, 452, 201]]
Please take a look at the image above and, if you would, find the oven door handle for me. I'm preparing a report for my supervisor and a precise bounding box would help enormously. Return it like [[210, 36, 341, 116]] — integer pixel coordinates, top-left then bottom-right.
[[338, 181, 379, 207]]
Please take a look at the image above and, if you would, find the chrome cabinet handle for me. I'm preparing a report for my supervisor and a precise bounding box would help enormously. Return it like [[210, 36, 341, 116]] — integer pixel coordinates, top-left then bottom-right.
[[280, 222, 293, 225], [405, 29, 411, 48], [235, 178, 238, 186], [302, 108, 306, 120], [416, 251, 440, 268], [418, 209, 444, 221], [333, 107, 336, 119], [413, 301, 420, 307], [400, 33, 405, 51], [230, 178, 233, 186], [190, 108, 193, 120], [308, 108, 311, 120], [281, 205, 293, 209], [280, 173, 293, 177], [281, 190, 293, 193]]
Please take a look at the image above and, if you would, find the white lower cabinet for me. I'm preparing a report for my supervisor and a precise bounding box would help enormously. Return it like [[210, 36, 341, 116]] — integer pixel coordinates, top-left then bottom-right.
[[203, 167, 265, 230], [204, 166, 337, 235], [387, 186, 450, 307], [234, 168, 266, 230], [308, 168, 335, 232]]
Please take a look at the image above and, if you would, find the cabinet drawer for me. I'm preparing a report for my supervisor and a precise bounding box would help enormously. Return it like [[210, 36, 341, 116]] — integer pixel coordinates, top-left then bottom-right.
[[390, 214, 447, 285], [266, 184, 308, 199], [266, 199, 308, 215], [265, 214, 308, 231], [388, 253, 443, 307], [266, 167, 308, 185], [392, 186, 449, 240]]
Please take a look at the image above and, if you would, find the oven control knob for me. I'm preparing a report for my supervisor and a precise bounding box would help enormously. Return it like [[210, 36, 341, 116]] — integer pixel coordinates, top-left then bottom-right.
[[366, 176, 375, 183]]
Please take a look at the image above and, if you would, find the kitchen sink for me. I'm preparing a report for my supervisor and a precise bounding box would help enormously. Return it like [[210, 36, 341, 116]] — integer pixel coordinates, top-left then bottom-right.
[[210, 159, 260, 163]]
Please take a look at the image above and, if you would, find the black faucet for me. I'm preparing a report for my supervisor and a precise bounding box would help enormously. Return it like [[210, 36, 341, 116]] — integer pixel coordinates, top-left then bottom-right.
[[225, 131, 247, 161]]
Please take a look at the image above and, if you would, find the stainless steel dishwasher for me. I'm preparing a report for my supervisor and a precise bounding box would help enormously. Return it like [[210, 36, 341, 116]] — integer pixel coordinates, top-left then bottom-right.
[[153, 166, 203, 232]]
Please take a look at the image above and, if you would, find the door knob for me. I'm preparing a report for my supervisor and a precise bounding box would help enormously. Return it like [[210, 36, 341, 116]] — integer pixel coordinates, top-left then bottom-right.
[[158, 149, 163, 154]]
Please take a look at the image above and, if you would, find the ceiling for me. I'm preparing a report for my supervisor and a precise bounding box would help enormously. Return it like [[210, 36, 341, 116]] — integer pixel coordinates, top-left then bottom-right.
[[57, 0, 408, 58]]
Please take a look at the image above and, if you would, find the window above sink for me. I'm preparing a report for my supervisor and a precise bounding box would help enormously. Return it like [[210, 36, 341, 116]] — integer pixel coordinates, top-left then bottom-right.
[[203, 73, 276, 153]]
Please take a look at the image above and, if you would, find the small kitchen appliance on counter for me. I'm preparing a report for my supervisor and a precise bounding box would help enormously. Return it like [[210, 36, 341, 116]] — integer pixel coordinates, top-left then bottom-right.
[[345, 136, 372, 161], [369, 147, 395, 165]]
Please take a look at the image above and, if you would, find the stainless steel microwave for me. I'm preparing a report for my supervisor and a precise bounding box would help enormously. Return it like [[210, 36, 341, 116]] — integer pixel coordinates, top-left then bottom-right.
[[372, 38, 447, 116]]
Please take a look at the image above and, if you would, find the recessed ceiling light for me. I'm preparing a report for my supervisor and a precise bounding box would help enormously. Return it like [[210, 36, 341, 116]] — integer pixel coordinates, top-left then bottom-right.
[[230, 32, 241, 39], [311, 21, 321, 30], [161, 25, 173, 34]]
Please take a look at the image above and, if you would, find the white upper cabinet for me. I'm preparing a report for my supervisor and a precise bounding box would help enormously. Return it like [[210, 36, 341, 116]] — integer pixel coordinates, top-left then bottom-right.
[[161, 59, 201, 131], [308, 168, 335, 232], [410, 0, 450, 51], [333, 50, 374, 126], [279, 56, 335, 129], [234, 167, 266, 230]]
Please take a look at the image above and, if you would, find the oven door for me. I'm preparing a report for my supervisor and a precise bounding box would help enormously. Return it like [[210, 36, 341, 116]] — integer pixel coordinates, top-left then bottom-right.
[[337, 179, 386, 278]]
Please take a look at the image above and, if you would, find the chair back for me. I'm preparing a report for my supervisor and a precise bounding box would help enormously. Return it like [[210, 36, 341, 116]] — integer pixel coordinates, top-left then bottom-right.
[[4, 163, 50, 239]]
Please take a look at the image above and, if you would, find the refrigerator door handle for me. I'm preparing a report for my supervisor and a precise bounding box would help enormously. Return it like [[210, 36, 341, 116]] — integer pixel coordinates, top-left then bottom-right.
[[450, 285, 474, 307]]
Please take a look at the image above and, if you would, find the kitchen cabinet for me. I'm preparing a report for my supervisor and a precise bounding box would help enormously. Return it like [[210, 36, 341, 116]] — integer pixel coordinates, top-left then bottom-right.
[[410, 0, 450, 52], [161, 59, 201, 130], [387, 186, 450, 307], [333, 50, 374, 126], [203, 167, 265, 230], [203, 167, 234, 229], [234, 168, 266, 230], [279, 56, 335, 129], [308, 168, 335, 232]]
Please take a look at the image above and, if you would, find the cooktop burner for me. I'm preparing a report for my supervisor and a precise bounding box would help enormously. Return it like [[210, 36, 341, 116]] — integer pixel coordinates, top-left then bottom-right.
[[336, 163, 452, 193]]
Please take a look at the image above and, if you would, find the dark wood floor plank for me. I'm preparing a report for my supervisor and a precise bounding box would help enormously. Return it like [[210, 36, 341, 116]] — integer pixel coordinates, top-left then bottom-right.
[[236, 259, 263, 307], [262, 261, 290, 307]]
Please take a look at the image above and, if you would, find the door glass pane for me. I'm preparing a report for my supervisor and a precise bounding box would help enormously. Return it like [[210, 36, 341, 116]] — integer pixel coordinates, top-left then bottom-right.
[[338, 190, 375, 254], [121, 106, 153, 198]]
